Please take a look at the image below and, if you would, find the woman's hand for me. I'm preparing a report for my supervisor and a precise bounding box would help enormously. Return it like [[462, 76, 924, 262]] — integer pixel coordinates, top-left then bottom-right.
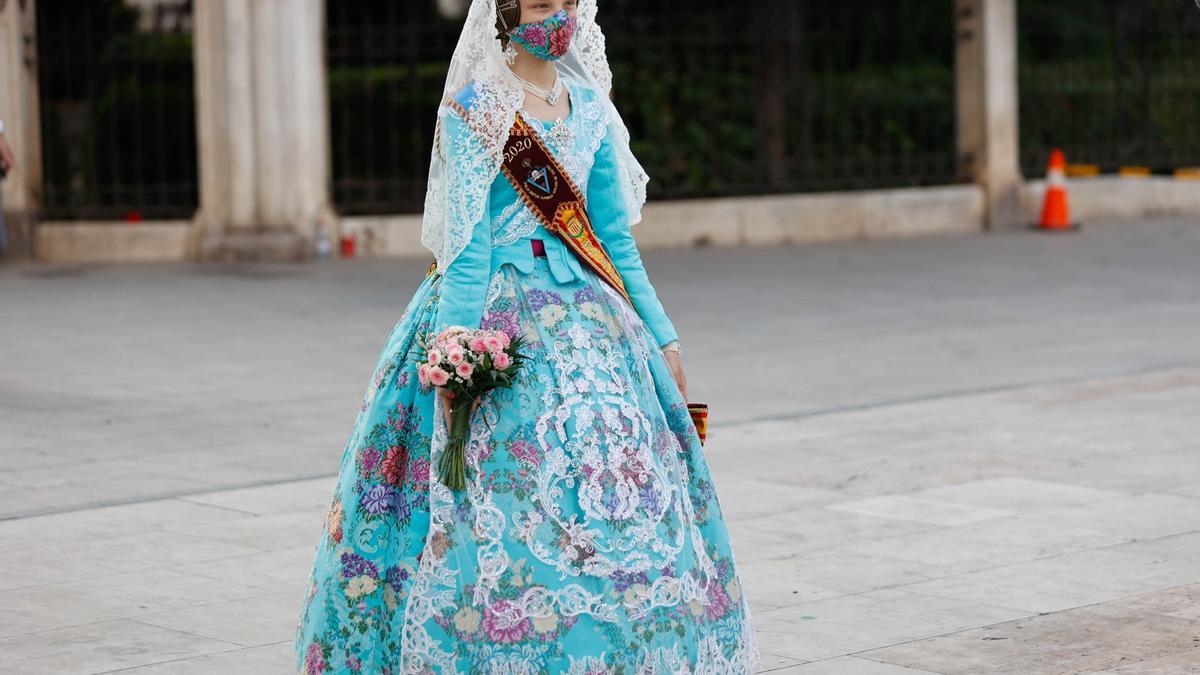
[[439, 388, 481, 423], [0, 134, 16, 174], [662, 350, 688, 403]]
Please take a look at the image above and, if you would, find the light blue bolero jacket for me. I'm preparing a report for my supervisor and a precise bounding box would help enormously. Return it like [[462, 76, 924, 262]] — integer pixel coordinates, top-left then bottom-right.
[[432, 79, 679, 349]]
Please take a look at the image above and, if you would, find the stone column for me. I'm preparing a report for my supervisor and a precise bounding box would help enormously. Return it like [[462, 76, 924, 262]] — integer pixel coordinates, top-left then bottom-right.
[[0, 0, 42, 259], [955, 0, 1023, 229], [192, 0, 332, 261]]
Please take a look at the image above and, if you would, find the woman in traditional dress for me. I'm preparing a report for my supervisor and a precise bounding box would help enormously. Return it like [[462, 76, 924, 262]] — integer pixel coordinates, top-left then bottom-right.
[[294, 1, 760, 672]]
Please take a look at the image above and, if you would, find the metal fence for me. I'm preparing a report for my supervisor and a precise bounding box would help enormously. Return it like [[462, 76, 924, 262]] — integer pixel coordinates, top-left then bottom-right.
[[1018, 0, 1200, 176], [605, 0, 958, 198], [327, 0, 958, 214], [38, 1, 1198, 221], [327, 1, 461, 215], [37, 0, 197, 220]]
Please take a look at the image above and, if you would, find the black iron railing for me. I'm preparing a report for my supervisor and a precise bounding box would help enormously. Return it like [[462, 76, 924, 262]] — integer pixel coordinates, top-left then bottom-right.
[[44, 1, 1199, 220], [327, 1, 460, 215], [327, 0, 959, 214], [1018, 0, 1200, 176], [37, 0, 198, 220], [605, 0, 958, 198]]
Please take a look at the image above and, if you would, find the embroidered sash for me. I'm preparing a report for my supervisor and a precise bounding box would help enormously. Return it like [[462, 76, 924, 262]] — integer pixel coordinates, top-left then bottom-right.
[[498, 114, 632, 305]]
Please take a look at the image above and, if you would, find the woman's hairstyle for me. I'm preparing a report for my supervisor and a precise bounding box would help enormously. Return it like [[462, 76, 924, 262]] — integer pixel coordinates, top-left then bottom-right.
[[495, 0, 520, 47]]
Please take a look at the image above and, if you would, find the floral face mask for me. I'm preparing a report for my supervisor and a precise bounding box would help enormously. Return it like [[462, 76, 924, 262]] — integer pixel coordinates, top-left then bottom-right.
[[507, 9, 576, 61]]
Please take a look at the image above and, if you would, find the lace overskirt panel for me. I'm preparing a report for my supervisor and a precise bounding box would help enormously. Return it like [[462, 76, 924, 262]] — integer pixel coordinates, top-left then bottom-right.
[[294, 258, 760, 674]]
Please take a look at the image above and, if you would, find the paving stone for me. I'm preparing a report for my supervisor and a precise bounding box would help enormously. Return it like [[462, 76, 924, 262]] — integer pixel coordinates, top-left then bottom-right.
[[842, 509, 1129, 576], [911, 477, 1123, 512], [1104, 582, 1200, 621], [775, 656, 943, 674], [827, 494, 1015, 527], [755, 651, 809, 673], [716, 478, 842, 522], [49, 528, 264, 574], [105, 640, 295, 674], [737, 557, 847, 611], [1034, 492, 1200, 542], [739, 548, 945, 611], [0, 568, 265, 637], [901, 532, 1200, 614], [736, 507, 940, 562], [751, 589, 1031, 662], [158, 509, 324, 551], [1169, 483, 1200, 499], [170, 546, 316, 595], [860, 590, 1200, 675], [1084, 651, 1200, 674], [0, 543, 129, 592], [0, 619, 239, 674], [0, 497, 271, 553], [136, 592, 298, 648], [181, 477, 336, 516]]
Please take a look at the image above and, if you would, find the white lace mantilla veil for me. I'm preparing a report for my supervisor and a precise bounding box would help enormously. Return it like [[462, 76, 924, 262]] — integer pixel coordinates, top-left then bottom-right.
[[420, 0, 649, 274]]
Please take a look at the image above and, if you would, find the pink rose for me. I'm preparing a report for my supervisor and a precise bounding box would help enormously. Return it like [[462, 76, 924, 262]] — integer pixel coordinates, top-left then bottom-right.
[[417, 364, 430, 386], [456, 361, 474, 379], [493, 352, 512, 369], [482, 335, 502, 352], [428, 367, 450, 387], [497, 331, 511, 348], [469, 337, 487, 353], [427, 349, 442, 366], [447, 347, 465, 365]]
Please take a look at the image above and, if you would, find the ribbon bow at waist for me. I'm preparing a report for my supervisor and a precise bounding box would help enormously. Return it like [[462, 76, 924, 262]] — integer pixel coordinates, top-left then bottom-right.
[[491, 233, 587, 284]]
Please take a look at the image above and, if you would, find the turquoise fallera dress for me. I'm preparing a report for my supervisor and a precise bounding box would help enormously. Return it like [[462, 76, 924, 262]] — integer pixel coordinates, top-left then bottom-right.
[[294, 79, 760, 674]]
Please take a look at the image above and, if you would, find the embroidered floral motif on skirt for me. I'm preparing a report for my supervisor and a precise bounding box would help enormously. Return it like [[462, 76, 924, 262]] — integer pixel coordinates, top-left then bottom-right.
[[295, 256, 760, 674]]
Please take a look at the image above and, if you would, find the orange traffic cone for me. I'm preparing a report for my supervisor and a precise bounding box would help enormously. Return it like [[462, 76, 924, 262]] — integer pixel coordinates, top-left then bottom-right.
[[1032, 149, 1080, 232]]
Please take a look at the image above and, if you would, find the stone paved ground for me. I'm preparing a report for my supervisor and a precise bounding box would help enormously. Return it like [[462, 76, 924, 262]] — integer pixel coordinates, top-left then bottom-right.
[[1, 217, 1198, 674]]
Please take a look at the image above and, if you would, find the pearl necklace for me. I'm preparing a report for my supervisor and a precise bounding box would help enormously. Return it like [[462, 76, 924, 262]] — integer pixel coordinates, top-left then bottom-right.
[[514, 71, 564, 105]]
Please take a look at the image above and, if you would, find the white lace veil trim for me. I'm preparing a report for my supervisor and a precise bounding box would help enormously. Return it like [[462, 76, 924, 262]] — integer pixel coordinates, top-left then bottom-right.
[[421, 0, 649, 273]]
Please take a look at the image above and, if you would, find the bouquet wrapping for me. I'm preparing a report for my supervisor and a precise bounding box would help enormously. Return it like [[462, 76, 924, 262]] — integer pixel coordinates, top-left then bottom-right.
[[417, 326, 529, 490]]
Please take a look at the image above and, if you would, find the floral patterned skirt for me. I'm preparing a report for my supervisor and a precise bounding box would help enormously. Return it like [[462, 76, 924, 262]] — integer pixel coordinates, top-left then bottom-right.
[[294, 255, 760, 674]]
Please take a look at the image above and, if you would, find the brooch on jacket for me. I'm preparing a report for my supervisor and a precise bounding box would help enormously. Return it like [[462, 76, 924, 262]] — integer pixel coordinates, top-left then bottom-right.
[[546, 117, 575, 151]]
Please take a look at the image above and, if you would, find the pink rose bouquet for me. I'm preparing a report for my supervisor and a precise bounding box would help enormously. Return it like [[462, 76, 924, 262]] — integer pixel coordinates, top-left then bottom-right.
[[416, 326, 528, 490]]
